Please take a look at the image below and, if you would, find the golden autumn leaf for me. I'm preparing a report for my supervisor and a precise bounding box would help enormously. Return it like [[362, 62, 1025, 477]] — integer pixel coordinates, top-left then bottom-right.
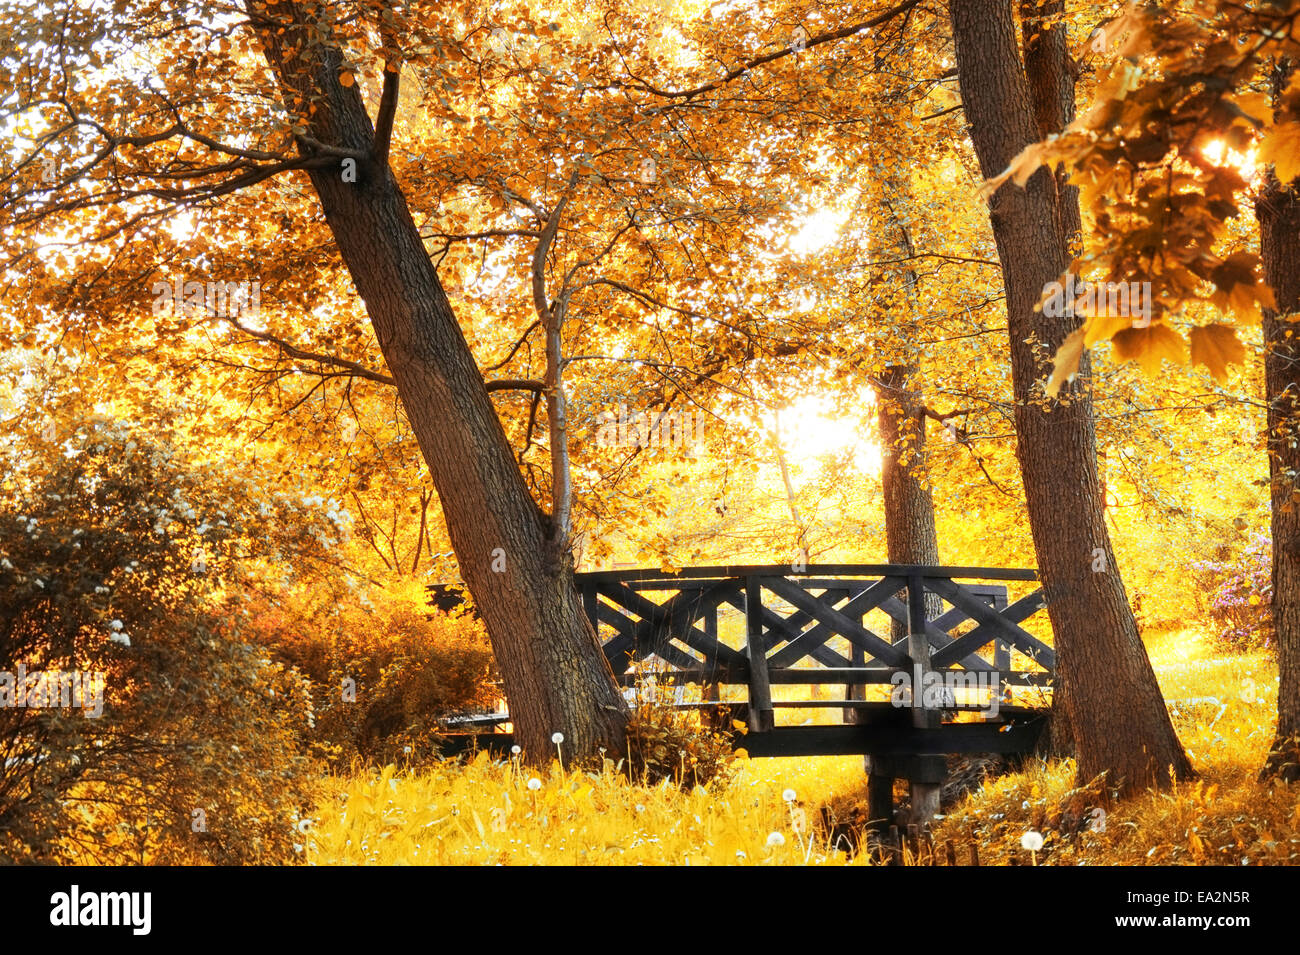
[[1083, 311, 1135, 347], [979, 140, 1050, 199], [1044, 327, 1085, 399], [1111, 323, 1187, 375], [339, 71, 356, 87], [1259, 121, 1300, 186], [1189, 324, 1246, 383]]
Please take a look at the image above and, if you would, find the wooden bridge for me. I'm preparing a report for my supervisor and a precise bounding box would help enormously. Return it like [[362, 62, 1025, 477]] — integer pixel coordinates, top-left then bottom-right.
[[438, 564, 1056, 817]]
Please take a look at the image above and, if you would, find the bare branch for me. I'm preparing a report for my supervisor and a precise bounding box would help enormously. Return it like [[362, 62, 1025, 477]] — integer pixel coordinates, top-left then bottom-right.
[[485, 378, 545, 394], [220, 314, 396, 385], [373, 66, 401, 167]]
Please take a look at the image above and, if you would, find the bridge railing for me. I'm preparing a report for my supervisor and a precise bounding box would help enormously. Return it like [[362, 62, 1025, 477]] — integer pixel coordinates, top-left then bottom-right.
[[574, 564, 1055, 732]]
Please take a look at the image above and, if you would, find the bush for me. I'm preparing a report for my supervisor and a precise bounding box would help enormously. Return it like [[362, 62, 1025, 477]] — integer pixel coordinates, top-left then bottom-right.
[[243, 582, 498, 770], [0, 418, 334, 863], [1189, 532, 1273, 654], [624, 703, 737, 790]]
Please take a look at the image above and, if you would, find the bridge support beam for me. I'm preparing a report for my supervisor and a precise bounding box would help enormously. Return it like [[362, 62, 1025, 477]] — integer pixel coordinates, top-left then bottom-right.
[[907, 575, 945, 826]]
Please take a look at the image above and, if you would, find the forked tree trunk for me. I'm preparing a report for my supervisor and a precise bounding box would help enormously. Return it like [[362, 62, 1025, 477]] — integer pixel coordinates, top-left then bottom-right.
[[949, 0, 1192, 794], [1258, 60, 1300, 783], [245, 2, 628, 763]]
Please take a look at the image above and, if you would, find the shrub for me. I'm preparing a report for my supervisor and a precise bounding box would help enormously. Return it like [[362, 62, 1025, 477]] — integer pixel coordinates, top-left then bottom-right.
[[0, 418, 333, 863], [624, 703, 737, 790], [1189, 532, 1273, 654], [243, 582, 498, 770]]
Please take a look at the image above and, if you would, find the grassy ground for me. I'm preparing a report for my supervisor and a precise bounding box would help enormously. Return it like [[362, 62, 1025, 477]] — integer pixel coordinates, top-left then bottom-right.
[[303, 629, 1298, 865]]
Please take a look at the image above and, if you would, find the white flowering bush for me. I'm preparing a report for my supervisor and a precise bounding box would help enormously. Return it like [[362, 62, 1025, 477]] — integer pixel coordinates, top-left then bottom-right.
[[0, 418, 333, 863]]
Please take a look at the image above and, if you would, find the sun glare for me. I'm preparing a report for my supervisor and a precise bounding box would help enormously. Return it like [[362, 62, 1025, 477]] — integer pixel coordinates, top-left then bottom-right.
[[787, 207, 849, 256], [1202, 138, 1258, 180], [767, 391, 881, 475]]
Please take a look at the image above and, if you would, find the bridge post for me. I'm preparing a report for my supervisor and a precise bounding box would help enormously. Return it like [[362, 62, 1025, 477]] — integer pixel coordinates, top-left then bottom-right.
[[993, 588, 1010, 700], [844, 595, 867, 724], [908, 574, 944, 825], [745, 576, 775, 732]]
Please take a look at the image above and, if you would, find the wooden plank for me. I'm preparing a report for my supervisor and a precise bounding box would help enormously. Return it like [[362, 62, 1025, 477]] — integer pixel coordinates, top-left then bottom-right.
[[878, 595, 997, 671], [608, 665, 1051, 689], [930, 590, 1048, 669], [769, 699, 1005, 710], [926, 579, 1056, 670], [907, 574, 944, 826], [582, 580, 600, 640], [720, 593, 853, 669], [763, 575, 910, 667], [767, 576, 906, 668], [574, 564, 1040, 583], [907, 574, 929, 651], [602, 579, 746, 667], [597, 598, 699, 670], [734, 719, 1048, 757], [597, 602, 640, 667], [755, 594, 855, 668], [867, 773, 894, 831], [745, 576, 774, 732], [993, 587, 1011, 684], [614, 666, 748, 685], [846, 605, 867, 723], [702, 602, 720, 671], [753, 587, 849, 647]]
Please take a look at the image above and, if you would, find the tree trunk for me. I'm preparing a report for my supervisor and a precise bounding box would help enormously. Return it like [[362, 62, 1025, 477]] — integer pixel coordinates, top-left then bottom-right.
[[1258, 59, 1300, 783], [1018, 0, 1079, 759], [949, 0, 1192, 795], [877, 364, 943, 629], [246, 2, 628, 763]]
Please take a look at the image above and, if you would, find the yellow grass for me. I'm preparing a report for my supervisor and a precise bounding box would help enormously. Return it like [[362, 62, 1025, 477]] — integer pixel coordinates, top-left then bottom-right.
[[304, 628, 1298, 865]]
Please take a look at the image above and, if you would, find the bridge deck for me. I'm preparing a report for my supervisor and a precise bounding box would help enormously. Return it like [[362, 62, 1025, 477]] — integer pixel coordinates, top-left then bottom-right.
[[436, 564, 1056, 761]]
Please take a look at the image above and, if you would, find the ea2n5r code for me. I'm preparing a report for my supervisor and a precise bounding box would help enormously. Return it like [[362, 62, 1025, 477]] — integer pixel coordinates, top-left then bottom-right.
[[1198, 892, 1250, 904]]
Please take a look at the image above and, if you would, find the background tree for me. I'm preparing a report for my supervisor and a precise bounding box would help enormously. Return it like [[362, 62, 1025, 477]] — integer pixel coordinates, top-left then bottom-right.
[[949, 0, 1193, 794]]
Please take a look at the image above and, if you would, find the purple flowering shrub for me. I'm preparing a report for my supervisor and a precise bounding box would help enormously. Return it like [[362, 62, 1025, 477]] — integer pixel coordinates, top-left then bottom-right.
[[1189, 533, 1273, 654]]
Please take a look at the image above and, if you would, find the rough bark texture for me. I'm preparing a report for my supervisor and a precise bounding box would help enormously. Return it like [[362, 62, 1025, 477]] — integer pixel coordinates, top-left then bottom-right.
[[1019, 0, 1082, 250], [949, 0, 1192, 794], [1018, 0, 1079, 759], [1259, 61, 1300, 783], [877, 364, 942, 630], [246, 3, 628, 763]]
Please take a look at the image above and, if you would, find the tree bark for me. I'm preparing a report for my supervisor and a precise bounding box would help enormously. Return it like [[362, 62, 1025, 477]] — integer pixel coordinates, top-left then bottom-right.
[[949, 0, 1192, 794], [245, 2, 628, 763], [1018, 0, 1080, 758], [1258, 58, 1300, 783], [877, 364, 942, 618]]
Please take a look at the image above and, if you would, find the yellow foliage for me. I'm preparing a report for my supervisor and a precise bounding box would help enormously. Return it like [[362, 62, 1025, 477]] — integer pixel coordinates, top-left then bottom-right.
[[302, 631, 1297, 866]]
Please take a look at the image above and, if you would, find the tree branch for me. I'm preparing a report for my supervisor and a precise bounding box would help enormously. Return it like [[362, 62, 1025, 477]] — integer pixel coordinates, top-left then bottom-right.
[[485, 378, 545, 393], [373, 66, 401, 167], [221, 314, 395, 385]]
